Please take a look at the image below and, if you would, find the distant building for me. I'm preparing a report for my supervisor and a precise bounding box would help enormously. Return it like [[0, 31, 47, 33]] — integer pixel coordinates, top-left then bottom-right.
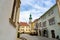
[[38, 4, 60, 38], [0, 0, 21, 40], [19, 22, 31, 34], [33, 19, 39, 35], [29, 14, 32, 24]]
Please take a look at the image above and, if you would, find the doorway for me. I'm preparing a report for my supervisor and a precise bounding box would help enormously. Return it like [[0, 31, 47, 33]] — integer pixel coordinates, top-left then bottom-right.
[[51, 30, 55, 38], [43, 30, 48, 37]]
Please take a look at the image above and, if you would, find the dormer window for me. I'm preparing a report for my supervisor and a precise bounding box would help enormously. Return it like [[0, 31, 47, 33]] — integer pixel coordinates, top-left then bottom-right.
[[48, 10, 54, 16]]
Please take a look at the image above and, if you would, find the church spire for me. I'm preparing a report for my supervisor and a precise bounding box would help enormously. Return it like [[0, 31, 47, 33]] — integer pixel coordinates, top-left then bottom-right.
[[29, 14, 32, 20]]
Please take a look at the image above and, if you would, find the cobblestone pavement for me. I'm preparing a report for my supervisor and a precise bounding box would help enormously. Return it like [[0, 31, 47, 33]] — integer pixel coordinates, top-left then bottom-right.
[[20, 34, 58, 40]]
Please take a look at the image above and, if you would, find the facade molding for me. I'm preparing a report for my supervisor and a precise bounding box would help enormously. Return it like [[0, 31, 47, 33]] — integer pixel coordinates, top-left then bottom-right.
[[9, 0, 21, 28]]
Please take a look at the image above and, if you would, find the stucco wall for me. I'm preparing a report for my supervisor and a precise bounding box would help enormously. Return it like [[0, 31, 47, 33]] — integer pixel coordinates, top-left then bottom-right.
[[38, 5, 60, 38], [0, 0, 17, 40], [44, 5, 60, 38]]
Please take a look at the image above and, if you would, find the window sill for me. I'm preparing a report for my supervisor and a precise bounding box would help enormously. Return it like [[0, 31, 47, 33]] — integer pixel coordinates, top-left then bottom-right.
[[9, 18, 16, 27]]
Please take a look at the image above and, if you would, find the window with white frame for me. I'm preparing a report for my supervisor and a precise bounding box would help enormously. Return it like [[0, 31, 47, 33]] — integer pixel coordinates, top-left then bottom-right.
[[48, 17, 55, 25], [48, 10, 54, 16], [39, 22, 41, 27], [42, 21, 46, 27]]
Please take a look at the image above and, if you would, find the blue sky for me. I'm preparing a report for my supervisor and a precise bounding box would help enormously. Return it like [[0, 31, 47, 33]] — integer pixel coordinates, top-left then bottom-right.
[[19, 0, 56, 22]]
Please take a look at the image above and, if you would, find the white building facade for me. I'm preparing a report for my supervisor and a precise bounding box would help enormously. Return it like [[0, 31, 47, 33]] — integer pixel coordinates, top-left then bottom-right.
[[0, 0, 20, 40], [38, 4, 60, 38]]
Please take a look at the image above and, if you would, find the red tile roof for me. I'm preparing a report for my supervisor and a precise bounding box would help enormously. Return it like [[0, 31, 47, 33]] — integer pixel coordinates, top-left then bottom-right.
[[19, 22, 29, 26]]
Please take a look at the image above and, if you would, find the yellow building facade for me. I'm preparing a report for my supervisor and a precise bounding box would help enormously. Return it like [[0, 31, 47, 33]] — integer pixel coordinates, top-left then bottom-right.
[[19, 22, 31, 34]]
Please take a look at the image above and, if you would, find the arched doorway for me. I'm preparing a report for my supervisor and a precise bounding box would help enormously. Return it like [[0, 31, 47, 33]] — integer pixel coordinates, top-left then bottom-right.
[[51, 30, 55, 38]]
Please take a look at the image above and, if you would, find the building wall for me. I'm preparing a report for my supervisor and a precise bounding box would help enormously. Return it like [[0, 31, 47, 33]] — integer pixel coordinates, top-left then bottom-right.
[[20, 26, 31, 33], [38, 4, 60, 38], [0, 0, 17, 40], [47, 5, 60, 38]]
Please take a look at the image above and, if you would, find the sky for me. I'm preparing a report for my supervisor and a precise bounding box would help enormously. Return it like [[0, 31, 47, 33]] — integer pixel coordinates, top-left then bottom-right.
[[19, 0, 56, 22]]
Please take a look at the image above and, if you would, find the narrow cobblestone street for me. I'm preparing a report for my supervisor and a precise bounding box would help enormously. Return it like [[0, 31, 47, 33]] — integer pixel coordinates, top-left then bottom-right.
[[20, 34, 58, 40]]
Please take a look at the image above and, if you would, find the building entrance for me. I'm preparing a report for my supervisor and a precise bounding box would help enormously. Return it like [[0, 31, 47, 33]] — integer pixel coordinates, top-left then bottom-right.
[[51, 30, 55, 38], [43, 30, 48, 37]]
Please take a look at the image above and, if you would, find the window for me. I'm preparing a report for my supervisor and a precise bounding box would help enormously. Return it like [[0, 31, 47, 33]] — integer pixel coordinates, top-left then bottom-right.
[[26, 29, 28, 31], [48, 17, 55, 25], [11, 0, 16, 19], [48, 10, 54, 16], [36, 23, 38, 29], [21, 29, 24, 31], [42, 21, 46, 27], [39, 22, 41, 27], [26, 26, 29, 28], [43, 16, 46, 20], [21, 26, 24, 28], [28, 29, 30, 31]]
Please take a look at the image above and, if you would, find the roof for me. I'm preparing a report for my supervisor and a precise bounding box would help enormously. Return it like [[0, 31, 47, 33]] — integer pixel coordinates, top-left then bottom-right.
[[19, 22, 29, 26], [33, 4, 57, 22], [33, 19, 39, 23]]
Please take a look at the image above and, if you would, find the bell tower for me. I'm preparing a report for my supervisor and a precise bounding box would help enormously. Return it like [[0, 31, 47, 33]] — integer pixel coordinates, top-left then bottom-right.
[[29, 14, 32, 32], [29, 14, 32, 24]]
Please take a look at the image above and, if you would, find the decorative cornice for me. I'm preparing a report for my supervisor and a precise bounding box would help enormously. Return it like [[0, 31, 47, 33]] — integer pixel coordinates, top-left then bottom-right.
[[9, 18, 16, 27]]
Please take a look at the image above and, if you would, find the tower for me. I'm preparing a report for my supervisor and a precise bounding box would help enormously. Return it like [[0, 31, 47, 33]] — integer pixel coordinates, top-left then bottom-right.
[[29, 14, 32, 24], [29, 14, 32, 32]]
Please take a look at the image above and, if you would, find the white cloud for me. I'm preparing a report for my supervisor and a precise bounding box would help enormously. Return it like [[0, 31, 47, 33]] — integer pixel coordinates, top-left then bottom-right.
[[20, 0, 56, 22], [21, 0, 34, 5], [44, 0, 54, 7], [19, 11, 30, 22], [19, 7, 48, 22]]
